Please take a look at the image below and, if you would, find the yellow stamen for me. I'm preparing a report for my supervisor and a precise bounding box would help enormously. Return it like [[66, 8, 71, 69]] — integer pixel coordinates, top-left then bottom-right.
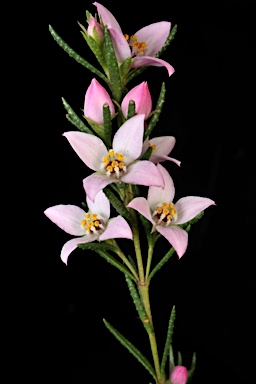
[[124, 34, 129, 41], [85, 213, 90, 219], [112, 160, 119, 168], [167, 214, 172, 220], [94, 220, 99, 227], [118, 162, 124, 169], [157, 207, 163, 214], [108, 149, 114, 157], [103, 156, 110, 165], [81, 219, 86, 226], [116, 153, 123, 161], [163, 208, 169, 215], [106, 165, 113, 172], [91, 213, 97, 220]]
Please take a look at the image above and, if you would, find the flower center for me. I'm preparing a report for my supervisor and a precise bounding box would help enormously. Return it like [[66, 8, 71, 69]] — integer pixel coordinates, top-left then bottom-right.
[[100, 149, 127, 178], [81, 212, 105, 235], [152, 202, 177, 226], [124, 34, 147, 56], [148, 142, 157, 152]]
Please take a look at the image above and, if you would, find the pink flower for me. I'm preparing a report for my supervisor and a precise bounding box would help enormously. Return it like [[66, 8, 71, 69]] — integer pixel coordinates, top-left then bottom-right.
[[170, 365, 188, 384], [127, 164, 215, 258], [63, 114, 165, 202], [87, 14, 104, 44], [121, 81, 152, 119], [142, 136, 181, 166], [44, 190, 133, 264], [84, 78, 115, 125], [93, 2, 175, 76]]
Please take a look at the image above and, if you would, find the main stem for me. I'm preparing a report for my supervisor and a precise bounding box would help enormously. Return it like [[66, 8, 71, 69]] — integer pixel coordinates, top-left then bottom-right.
[[139, 283, 166, 384]]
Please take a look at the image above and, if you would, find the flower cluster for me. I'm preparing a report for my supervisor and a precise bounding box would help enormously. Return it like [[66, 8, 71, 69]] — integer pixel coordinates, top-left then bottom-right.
[[47, 3, 216, 383]]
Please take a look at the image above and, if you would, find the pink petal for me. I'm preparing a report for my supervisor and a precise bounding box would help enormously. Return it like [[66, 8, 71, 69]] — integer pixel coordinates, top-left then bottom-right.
[[175, 196, 216, 225], [99, 216, 133, 241], [60, 235, 97, 265], [170, 365, 188, 384], [121, 82, 152, 119], [156, 225, 188, 258], [150, 154, 181, 166], [135, 22, 171, 56], [147, 164, 175, 210], [44, 205, 86, 236], [93, 2, 123, 33], [127, 197, 155, 225], [122, 160, 164, 188], [112, 114, 145, 163], [63, 132, 107, 171], [108, 28, 131, 63], [150, 136, 176, 156], [132, 56, 175, 77], [84, 78, 115, 124], [83, 173, 117, 202], [86, 189, 110, 221]]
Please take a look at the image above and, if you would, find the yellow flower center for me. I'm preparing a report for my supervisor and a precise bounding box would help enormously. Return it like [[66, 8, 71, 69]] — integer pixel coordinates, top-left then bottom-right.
[[81, 212, 105, 235], [100, 149, 127, 178], [125, 34, 147, 56], [152, 202, 177, 226], [148, 142, 157, 151]]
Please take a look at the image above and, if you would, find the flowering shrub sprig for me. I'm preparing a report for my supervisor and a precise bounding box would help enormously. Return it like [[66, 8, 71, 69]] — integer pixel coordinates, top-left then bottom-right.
[[47, 3, 216, 383]]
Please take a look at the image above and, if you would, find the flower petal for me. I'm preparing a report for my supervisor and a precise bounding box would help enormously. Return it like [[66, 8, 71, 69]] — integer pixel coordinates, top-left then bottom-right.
[[44, 205, 86, 236], [99, 216, 133, 241], [156, 225, 188, 258], [83, 173, 117, 202], [93, 2, 123, 33], [122, 161, 164, 188], [60, 235, 97, 265], [147, 164, 175, 210], [86, 189, 110, 221], [148, 136, 181, 165], [132, 56, 175, 77], [127, 197, 154, 225], [135, 22, 171, 56], [109, 28, 131, 63], [63, 131, 107, 171], [175, 196, 216, 225], [84, 78, 115, 124], [113, 114, 145, 163], [150, 154, 181, 166]]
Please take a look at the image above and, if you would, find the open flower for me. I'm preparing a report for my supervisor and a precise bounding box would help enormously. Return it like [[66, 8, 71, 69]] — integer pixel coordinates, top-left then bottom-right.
[[127, 164, 215, 258], [44, 190, 133, 264], [84, 78, 115, 125], [121, 81, 152, 119], [93, 2, 175, 76], [170, 365, 188, 384], [63, 114, 164, 202], [142, 136, 181, 166]]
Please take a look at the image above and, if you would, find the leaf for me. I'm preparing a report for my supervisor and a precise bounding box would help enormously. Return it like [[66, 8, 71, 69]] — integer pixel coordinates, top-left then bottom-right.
[[125, 276, 153, 333], [179, 211, 204, 228], [77, 242, 118, 252], [140, 146, 153, 161], [187, 352, 196, 383], [144, 82, 166, 140], [62, 97, 94, 134], [103, 319, 157, 381], [49, 25, 109, 85], [103, 103, 112, 147], [104, 27, 122, 103], [127, 100, 136, 119], [161, 306, 176, 375], [155, 25, 177, 58], [103, 187, 133, 222]]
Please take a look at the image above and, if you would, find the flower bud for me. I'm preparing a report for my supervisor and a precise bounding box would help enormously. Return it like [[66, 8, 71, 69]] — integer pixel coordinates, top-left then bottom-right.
[[170, 365, 188, 384], [121, 81, 152, 119], [84, 78, 115, 125], [87, 15, 103, 45]]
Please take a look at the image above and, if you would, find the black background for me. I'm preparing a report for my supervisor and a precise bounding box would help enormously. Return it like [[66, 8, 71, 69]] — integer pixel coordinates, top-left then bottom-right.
[[35, 0, 255, 383]]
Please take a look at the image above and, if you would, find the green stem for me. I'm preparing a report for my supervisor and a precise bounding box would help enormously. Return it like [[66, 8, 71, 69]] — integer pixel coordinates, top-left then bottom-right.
[[139, 284, 165, 384], [145, 243, 154, 282], [108, 239, 139, 281], [130, 210, 145, 284]]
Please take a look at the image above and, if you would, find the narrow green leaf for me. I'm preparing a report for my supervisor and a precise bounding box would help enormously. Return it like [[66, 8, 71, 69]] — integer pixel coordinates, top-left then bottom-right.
[[62, 97, 94, 134], [187, 352, 196, 383], [126, 66, 147, 85], [85, 35, 107, 70], [49, 25, 109, 85], [77, 242, 118, 252], [177, 351, 182, 365], [103, 319, 157, 380], [97, 250, 136, 280], [119, 57, 132, 83], [103, 187, 133, 222], [149, 225, 191, 281], [128, 255, 138, 275], [140, 145, 153, 161], [161, 306, 176, 375], [103, 103, 112, 147], [144, 82, 166, 140], [104, 27, 122, 102], [125, 276, 153, 333], [155, 25, 177, 58], [127, 100, 136, 119]]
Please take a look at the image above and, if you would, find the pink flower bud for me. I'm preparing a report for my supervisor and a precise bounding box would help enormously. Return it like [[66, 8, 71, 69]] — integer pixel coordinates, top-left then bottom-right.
[[84, 78, 115, 125], [121, 81, 152, 119], [87, 15, 103, 44], [170, 366, 188, 384]]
